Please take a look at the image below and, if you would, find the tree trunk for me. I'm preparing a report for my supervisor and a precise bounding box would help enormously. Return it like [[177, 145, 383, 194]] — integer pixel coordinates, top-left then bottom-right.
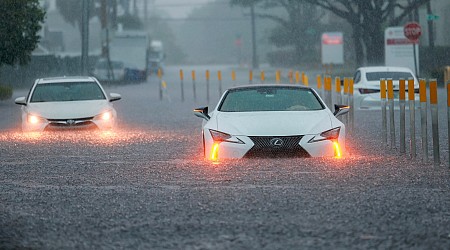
[[352, 25, 364, 66], [364, 23, 385, 65]]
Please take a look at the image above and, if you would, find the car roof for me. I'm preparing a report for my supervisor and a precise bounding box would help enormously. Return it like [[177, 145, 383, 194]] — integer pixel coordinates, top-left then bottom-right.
[[36, 76, 98, 84], [357, 66, 413, 73], [227, 84, 312, 91]]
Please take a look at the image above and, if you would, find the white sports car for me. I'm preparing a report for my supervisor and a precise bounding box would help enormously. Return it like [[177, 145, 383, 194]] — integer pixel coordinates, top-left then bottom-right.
[[15, 76, 121, 132], [194, 85, 349, 160]]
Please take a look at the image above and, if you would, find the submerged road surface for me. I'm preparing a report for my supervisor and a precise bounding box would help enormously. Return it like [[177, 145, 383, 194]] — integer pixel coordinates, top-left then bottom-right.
[[0, 66, 449, 249]]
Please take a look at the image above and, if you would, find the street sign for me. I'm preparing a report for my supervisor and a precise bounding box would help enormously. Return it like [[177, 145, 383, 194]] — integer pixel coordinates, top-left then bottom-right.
[[426, 14, 440, 21], [321, 32, 344, 65], [385, 27, 419, 75], [403, 22, 422, 42]]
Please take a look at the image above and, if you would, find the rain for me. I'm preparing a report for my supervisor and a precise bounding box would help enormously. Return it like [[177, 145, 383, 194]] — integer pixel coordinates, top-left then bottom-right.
[[0, 0, 450, 249]]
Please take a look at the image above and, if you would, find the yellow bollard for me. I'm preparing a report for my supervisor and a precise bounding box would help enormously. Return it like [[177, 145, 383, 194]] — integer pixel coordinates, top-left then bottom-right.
[[276, 70, 281, 84], [295, 71, 300, 84], [304, 75, 309, 86], [179, 69, 184, 102], [387, 79, 395, 149], [380, 79, 387, 147], [260, 70, 265, 83], [447, 82, 450, 168], [349, 78, 354, 129], [249, 70, 253, 84], [218, 70, 223, 95], [231, 70, 236, 81], [408, 78, 416, 158], [206, 70, 210, 103], [419, 79, 428, 162], [158, 68, 163, 100], [324, 76, 332, 108], [289, 70, 293, 84], [429, 79, 440, 166], [192, 70, 197, 101], [335, 77, 341, 105], [302, 72, 306, 85], [399, 79, 406, 153]]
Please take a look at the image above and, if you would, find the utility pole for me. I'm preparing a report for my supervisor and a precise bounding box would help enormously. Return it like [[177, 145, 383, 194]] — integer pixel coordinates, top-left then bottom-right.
[[426, 1, 435, 48], [250, 3, 259, 69], [81, 0, 90, 75]]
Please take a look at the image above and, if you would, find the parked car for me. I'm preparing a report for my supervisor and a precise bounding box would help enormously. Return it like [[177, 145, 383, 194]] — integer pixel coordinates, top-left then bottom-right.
[[353, 66, 419, 109], [14, 76, 121, 132], [194, 85, 349, 160]]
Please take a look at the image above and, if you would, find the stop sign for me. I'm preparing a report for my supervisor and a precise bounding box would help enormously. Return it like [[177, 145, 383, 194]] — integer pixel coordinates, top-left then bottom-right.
[[404, 22, 422, 42]]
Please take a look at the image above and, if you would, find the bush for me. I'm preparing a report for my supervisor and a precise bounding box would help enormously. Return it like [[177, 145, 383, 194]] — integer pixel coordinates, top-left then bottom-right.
[[0, 85, 13, 101]]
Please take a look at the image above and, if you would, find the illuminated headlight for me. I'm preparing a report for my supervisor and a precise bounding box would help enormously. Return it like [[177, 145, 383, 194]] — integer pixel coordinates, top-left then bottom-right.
[[308, 127, 340, 143], [209, 129, 244, 144], [96, 111, 113, 121], [27, 114, 46, 124]]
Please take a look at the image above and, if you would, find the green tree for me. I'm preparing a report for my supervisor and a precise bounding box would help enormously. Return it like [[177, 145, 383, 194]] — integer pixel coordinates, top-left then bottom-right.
[[0, 0, 45, 67], [231, 0, 323, 65], [304, 0, 430, 65], [56, 0, 98, 33]]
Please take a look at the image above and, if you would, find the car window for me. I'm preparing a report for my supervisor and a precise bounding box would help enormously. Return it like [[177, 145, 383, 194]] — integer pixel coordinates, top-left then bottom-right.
[[354, 70, 361, 83], [366, 71, 413, 81], [219, 87, 324, 112], [30, 81, 106, 102]]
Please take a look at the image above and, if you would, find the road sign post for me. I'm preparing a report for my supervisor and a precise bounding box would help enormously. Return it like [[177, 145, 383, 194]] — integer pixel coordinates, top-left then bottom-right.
[[404, 22, 422, 77]]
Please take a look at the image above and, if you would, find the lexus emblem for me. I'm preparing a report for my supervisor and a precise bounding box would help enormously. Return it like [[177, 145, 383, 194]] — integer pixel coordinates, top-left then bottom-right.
[[269, 138, 283, 148], [66, 119, 75, 125]]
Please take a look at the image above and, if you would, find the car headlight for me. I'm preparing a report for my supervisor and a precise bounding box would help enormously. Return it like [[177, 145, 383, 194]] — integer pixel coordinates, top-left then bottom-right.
[[308, 127, 340, 143], [27, 114, 46, 124], [209, 129, 244, 144], [96, 111, 113, 121]]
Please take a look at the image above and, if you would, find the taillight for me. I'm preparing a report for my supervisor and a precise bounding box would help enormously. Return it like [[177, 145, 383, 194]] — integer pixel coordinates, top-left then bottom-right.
[[358, 88, 380, 94]]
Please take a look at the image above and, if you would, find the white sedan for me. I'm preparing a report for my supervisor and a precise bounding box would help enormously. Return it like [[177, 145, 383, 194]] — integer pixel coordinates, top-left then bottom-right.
[[194, 85, 349, 160], [353, 66, 419, 109], [15, 76, 121, 132]]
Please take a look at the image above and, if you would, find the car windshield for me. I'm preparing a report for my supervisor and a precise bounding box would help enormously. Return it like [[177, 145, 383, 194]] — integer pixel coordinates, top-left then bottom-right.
[[366, 71, 413, 81], [219, 87, 324, 112], [30, 81, 106, 102]]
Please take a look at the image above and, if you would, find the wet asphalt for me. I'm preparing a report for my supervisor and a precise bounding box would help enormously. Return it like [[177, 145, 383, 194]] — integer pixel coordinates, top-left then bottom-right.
[[0, 66, 449, 249]]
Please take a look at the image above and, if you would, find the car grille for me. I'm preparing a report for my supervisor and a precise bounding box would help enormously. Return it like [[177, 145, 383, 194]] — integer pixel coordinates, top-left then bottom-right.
[[45, 117, 98, 131], [245, 135, 310, 158]]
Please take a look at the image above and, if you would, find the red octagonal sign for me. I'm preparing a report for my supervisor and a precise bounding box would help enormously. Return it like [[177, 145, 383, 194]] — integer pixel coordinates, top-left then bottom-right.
[[404, 22, 422, 42]]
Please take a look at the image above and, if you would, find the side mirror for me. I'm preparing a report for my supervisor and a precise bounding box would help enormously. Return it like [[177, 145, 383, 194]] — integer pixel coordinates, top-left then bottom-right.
[[333, 104, 349, 117], [193, 106, 210, 121], [109, 93, 121, 102], [15, 96, 27, 105]]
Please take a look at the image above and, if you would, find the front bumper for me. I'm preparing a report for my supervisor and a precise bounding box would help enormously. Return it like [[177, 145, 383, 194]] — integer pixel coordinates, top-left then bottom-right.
[[22, 115, 116, 132], [204, 133, 345, 160]]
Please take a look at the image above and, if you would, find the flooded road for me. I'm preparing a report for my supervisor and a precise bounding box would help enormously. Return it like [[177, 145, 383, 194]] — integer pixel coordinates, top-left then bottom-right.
[[1, 66, 449, 249]]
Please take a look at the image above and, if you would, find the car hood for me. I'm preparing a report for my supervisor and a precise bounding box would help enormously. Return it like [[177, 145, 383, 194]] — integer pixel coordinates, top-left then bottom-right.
[[215, 110, 333, 136], [26, 100, 111, 119]]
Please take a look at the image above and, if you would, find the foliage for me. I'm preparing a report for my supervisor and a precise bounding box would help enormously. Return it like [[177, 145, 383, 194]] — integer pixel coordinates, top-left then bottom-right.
[[0, 85, 13, 101], [0, 0, 45, 67], [231, 0, 324, 65], [304, 0, 431, 65], [55, 0, 97, 32]]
